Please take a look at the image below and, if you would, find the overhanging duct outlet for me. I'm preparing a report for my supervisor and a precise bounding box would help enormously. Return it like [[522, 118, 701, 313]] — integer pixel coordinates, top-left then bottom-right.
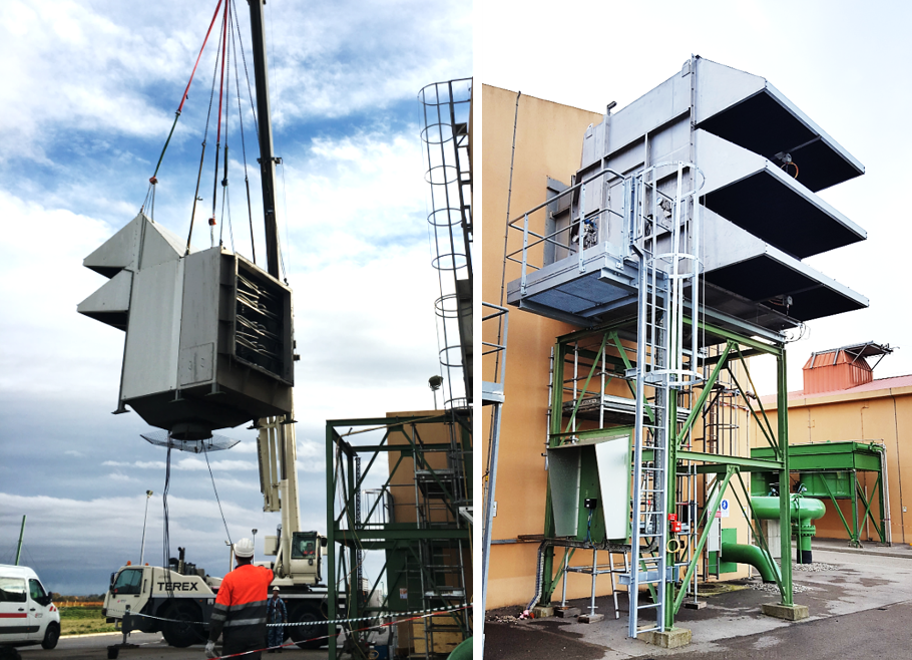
[[506, 57, 867, 334]]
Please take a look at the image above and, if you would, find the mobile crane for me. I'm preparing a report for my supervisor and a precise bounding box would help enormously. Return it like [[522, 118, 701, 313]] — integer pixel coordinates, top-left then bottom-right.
[[102, 417, 335, 649]]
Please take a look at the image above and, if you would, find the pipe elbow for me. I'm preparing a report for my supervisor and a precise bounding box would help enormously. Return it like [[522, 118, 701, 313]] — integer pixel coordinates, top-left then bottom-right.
[[720, 542, 779, 584]]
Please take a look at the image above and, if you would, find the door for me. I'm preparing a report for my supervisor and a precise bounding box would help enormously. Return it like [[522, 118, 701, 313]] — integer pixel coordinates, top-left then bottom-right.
[[107, 567, 146, 618], [27, 579, 53, 641], [0, 576, 31, 643]]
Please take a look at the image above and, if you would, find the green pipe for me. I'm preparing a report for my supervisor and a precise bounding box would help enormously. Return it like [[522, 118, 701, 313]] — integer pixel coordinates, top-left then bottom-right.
[[752, 495, 826, 564], [751, 495, 826, 522], [448, 636, 472, 660], [720, 542, 779, 583]]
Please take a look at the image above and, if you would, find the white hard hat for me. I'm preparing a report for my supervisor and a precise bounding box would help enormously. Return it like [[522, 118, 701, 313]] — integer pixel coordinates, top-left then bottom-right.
[[234, 538, 255, 558]]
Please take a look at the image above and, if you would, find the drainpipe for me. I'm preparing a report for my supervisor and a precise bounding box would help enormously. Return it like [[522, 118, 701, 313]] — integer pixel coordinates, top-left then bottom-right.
[[881, 444, 893, 545]]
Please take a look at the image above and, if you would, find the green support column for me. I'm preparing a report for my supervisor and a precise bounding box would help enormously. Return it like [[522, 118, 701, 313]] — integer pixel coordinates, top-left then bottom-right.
[[665, 390, 678, 630], [540, 341, 566, 605], [346, 439, 359, 627], [326, 424, 337, 659], [851, 470, 859, 546], [776, 349, 793, 607]]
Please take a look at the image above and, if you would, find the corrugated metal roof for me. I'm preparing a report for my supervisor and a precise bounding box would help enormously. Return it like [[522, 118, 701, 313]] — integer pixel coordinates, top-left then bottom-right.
[[761, 374, 912, 405]]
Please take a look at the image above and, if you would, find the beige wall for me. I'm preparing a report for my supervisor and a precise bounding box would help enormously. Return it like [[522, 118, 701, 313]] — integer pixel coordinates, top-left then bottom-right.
[[482, 85, 603, 609], [750, 384, 912, 543]]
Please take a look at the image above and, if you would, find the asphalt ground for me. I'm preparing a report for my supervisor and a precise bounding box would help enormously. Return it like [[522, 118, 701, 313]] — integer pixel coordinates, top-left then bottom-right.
[[14, 633, 330, 660], [484, 542, 912, 659]]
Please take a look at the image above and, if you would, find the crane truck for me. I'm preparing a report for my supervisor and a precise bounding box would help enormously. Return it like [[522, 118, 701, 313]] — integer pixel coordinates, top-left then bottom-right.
[[102, 417, 337, 649]]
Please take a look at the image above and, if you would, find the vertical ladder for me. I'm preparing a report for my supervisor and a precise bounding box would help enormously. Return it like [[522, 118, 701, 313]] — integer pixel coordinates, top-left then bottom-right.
[[626, 163, 703, 637], [627, 230, 671, 636], [413, 423, 470, 657]]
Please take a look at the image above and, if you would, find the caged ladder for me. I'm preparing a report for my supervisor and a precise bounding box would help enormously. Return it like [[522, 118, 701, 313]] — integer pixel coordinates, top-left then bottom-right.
[[624, 163, 703, 637]]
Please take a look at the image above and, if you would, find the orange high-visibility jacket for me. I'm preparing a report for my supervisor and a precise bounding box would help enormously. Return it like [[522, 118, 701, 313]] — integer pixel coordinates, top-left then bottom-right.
[[209, 564, 274, 649]]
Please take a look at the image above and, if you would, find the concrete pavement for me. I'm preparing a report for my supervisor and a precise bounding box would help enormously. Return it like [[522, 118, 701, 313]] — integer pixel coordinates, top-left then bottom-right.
[[484, 542, 912, 658]]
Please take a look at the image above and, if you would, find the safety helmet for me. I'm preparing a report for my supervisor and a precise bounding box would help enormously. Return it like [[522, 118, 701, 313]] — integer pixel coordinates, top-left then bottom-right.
[[234, 537, 255, 558]]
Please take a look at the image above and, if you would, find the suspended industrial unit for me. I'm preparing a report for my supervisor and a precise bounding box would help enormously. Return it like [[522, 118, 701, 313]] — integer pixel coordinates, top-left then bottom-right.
[[503, 57, 867, 639], [77, 0, 294, 443], [78, 220, 294, 439]]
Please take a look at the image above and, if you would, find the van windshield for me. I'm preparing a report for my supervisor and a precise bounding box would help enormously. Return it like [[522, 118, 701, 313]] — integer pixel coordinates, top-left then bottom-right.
[[112, 569, 143, 596]]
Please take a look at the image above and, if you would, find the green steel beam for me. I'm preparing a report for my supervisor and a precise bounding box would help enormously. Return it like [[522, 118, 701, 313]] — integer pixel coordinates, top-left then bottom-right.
[[540, 340, 566, 604], [643, 450, 783, 472], [610, 332, 656, 424], [820, 477, 860, 545], [556, 315, 637, 344], [564, 333, 610, 434], [341, 442, 453, 453], [701, 347, 765, 365], [687, 316, 783, 356], [675, 340, 734, 447], [326, 422, 338, 658], [856, 478, 884, 541], [336, 526, 469, 543]]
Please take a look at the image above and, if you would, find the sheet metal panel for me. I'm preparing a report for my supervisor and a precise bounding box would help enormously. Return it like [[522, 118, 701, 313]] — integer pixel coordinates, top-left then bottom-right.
[[594, 434, 632, 540], [547, 446, 582, 538], [121, 259, 184, 401]]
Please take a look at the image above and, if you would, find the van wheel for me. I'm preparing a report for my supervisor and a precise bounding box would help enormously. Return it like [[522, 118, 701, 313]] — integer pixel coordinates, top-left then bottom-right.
[[161, 604, 204, 648], [42, 622, 60, 649]]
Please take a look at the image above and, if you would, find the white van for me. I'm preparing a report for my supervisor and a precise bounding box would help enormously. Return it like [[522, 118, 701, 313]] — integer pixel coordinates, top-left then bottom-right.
[[0, 565, 60, 649]]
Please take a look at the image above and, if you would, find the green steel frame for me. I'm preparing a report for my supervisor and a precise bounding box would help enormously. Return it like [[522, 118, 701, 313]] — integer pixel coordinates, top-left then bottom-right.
[[539, 315, 795, 631], [326, 411, 472, 658], [751, 441, 889, 547]]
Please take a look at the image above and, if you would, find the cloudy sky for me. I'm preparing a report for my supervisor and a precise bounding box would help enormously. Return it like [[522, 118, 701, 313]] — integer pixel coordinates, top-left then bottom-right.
[[0, 0, 470, 595], [479, 0, 912, 394]]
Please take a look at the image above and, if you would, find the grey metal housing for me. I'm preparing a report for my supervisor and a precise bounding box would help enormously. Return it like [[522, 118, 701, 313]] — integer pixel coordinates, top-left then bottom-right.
[[507, 57, 868, 336], [78, 213, 293, 439]]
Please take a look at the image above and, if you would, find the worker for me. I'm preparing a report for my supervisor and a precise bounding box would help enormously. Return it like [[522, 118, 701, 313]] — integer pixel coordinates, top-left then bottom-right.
[[266, 587, 287, 653], [205, 538, 274, 659]]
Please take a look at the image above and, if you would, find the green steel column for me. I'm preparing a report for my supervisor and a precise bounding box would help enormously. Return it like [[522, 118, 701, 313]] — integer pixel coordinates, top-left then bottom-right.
[[665, 391, 678, 630], [851, 471, 860, 546], [346, 440, 359, 628], [540, 341, 566, 605], [326, 424, 337, 658], [776, 349, 793, 606]]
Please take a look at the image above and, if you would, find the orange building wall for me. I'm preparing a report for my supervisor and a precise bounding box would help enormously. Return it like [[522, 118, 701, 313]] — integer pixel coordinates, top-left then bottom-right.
[[482, 85, 605, 609], [751, 384, 912, 544]]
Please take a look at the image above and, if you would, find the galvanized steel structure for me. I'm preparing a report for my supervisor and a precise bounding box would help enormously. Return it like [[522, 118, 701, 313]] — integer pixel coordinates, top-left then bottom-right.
[[504, 57, 868, 637]]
